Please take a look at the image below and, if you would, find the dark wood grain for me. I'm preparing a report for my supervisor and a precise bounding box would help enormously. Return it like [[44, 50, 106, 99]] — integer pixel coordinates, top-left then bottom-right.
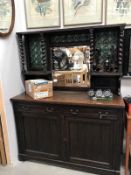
[[11, 91, 125, 175], [16, 25, 125, 93], [123, 29, 131, 75], [11, 91, 125, 108], [16, 24, 125, 35]]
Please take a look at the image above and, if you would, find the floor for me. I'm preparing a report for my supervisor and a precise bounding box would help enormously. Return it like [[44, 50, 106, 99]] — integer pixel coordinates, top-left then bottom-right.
[[0, 161, 125, 175]]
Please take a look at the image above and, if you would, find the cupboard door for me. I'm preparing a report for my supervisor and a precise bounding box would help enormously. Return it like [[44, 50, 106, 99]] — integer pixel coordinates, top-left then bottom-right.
[[15, 110, 62, 161], [65, 114, 121, 171]]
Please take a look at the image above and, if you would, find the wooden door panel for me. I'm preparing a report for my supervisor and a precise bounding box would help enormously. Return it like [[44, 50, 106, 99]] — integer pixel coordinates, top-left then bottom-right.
[[17, 112, 62, 160], [66, 116, 119, 170]]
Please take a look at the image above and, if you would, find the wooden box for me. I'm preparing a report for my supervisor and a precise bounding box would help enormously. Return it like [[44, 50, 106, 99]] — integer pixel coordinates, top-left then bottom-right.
[[53, 69, 89, 87]]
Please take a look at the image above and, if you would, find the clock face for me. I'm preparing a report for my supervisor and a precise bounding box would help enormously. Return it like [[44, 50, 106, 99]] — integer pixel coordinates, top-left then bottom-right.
[[103, 90, 112, 97], [88, 89, 95, 97], [95, 89, 103, 98]]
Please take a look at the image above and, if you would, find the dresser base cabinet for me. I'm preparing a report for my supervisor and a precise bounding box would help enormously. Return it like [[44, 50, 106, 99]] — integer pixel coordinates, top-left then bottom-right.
[[11, 91, 125, 175]]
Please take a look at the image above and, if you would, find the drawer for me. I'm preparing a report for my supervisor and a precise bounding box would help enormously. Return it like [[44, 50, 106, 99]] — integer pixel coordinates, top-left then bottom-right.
[[13, 102, 120, 120], [59, 106, 120, 120], [14, 103, 60, 114]]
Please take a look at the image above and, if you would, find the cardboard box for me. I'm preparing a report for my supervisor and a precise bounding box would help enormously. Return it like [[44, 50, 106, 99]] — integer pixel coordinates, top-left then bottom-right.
[[25, 79, 53, 99]]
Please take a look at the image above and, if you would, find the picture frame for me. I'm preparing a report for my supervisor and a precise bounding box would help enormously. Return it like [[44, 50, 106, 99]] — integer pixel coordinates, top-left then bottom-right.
[[106, 0, 131, 25], [0, 0, 15, 37], [24, 0, 60, 28], [63, 0, 103, 26]]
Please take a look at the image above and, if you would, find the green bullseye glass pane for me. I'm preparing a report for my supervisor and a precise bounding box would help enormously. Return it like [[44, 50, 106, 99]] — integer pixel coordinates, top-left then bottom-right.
[[28, 36, 47, 70], [51, 33, 90, 45], [95, 31, 118, 65]]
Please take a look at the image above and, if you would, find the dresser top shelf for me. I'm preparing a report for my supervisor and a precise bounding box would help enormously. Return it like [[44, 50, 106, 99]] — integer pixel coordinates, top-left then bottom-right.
[[11, 91, 125, 109]]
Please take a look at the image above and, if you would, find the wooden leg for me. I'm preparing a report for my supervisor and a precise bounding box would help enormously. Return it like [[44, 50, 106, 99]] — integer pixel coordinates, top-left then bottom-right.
[[125, 134, 130, 175], [0, 119, 7, 166]]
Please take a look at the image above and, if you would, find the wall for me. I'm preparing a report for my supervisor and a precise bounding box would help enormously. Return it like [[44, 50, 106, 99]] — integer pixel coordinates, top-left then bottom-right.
[[0, 0, 51, 164], [0, 0, 25, 165], [121, 77, 131, 97]]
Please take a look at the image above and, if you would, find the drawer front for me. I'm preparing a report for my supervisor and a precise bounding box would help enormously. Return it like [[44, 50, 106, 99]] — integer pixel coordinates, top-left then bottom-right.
[[13, 102, 120, 120], [60, 106, 121, 120], [14, 102, 60, 114]]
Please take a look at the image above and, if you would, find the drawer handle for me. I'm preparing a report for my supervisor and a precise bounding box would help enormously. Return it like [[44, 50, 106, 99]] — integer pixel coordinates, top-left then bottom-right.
[[99, 111, 110, 119], [70, 109, 79, 115], [105, 111, 109, 115], [46, 107, 54, 112], [21, 106, 29, 110], [99, 113, 107, 120], [99, 114, 103, 119], [99, 112, 103, 119]]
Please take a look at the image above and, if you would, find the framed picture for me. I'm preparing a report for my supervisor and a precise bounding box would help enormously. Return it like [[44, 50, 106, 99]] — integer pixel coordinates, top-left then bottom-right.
[[63, 0, 103, 26], [24, 0, 60, 28], [0, 0, 15, 37], [106, 0, 131, 25]]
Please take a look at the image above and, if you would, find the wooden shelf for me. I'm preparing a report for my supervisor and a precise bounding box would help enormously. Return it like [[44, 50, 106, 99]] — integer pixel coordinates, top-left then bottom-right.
[[91, 72, 122, 77], [23, 71, 52, 76]]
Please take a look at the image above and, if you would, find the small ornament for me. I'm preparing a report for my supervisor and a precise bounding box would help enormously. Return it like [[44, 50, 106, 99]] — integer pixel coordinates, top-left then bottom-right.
[[103, 89, 112, 98], [95, 89, 103, 98], [88, 89, 95, 97]]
